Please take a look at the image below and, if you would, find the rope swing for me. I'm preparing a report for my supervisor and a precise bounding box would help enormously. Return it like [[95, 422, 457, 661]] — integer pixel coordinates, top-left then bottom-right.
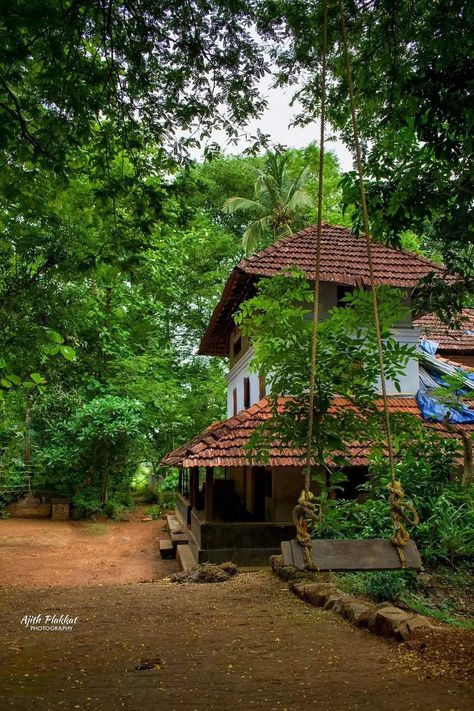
[[293, 0, 419, 570]]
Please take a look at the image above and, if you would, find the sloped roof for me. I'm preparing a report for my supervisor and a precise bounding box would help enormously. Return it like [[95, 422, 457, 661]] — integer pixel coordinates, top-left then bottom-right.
[[199, 223, 444, 356], [163, 396, 472, 469], [239, 224, 441, 286], [415, 309, 474, 354]]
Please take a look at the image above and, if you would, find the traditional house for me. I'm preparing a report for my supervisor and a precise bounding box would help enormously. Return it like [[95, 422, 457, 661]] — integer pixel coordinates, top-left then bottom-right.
[[163, 224, 474, 567]]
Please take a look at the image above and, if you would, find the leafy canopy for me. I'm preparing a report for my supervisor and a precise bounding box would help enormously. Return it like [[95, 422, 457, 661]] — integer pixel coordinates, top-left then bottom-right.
[[235, 269, 415, 477]]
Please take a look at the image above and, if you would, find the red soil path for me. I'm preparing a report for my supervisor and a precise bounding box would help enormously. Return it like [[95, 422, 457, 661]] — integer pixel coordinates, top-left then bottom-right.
[[0, 516, 472, 710], [0, 508, 176, 587]]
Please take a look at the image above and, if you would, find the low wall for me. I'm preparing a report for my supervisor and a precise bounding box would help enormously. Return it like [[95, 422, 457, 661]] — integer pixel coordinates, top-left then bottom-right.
[[186, 509, 295, 566]]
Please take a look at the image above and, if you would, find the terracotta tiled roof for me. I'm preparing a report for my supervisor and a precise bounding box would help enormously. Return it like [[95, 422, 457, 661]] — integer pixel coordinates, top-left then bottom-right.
[[162, 396, 472, 469], [239, 224, 442, 286], [199, 223, 444, 356], [415, 310, 474, 354]]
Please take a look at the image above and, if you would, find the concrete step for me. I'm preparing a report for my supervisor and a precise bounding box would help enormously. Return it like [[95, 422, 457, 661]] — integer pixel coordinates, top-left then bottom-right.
[[166, 514, 188, 547], [176, 544, 197, 572], [159, 538, 175, 559]]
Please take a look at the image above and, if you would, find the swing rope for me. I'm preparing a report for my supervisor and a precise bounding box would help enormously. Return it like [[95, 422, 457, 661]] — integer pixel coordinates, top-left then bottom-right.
[[294, 0, 418, 571], [337, 0, 419, 566], [293, 0, 328, 572]]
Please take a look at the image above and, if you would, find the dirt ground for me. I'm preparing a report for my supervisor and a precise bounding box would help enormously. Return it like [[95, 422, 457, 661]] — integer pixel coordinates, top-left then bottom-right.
[[0, 517, 473, 711], [0, 508, 177, 586]]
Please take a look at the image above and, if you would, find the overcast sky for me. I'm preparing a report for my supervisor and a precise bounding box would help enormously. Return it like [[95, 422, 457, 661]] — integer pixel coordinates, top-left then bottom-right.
[[200, 79, 354, 172]]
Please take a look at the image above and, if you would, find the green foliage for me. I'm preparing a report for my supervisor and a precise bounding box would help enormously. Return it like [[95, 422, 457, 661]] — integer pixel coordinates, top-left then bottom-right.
[[159, 470, 180, 492], [70, 493, 103, 521], [333, 570, 412, 604], [39, 395, 144, 504], [400, 593, 474, 630], [415, 488, 474, 566], [317, 432, 472, 568], [223, 147, 347, 255], [223, 149, 313, 254], [146, 491, 177, 520], [235, 269, 415, 469], [0, 1, 266, 166], [259, 0, 474, 311]]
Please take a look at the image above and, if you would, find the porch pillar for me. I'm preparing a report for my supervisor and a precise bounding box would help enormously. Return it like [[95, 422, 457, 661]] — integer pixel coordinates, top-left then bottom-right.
[[205, 466, 215, 521], [178, 467, 183, 494], [190, 466, 200, 510]]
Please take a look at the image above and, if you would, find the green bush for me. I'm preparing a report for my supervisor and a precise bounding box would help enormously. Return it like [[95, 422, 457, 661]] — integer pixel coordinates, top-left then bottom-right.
[[415, 487, 474, 566], [311, 426, 472, 568], [159, 470, 179, 492], [312, 497, 393, 540], [71, 492, 103, 519], [363, 571, 409, 602], [333, 570, 417, 603], [146, 490, 176, 519]]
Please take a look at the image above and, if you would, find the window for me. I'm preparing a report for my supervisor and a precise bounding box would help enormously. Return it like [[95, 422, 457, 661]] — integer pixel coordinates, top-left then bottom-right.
[[336, 285, 355, 307], [232, 336, 242, 358], [243, 377, 250, 408], [232, 388, 237, 415]]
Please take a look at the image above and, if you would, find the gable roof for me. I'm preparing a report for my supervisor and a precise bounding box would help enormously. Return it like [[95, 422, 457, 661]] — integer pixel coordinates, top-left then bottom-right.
[[415, 309, 474, 354], [199, 223, 444, 356], [162, 396, 471, 469]]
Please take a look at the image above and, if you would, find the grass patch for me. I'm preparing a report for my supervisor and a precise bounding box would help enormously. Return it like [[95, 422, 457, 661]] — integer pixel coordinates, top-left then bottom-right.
[[331, 566, 474, 630], [83, 522, 109, 536], [400, 593, 474, 630]]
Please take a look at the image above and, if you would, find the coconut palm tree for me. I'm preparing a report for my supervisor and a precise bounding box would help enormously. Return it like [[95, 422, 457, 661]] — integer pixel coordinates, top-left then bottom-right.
[[223, 150, 313, 255]]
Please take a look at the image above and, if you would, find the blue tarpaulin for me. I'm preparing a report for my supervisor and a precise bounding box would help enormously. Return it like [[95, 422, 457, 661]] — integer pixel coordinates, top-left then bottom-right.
[[417, 387, 474, 424], [417, 340, 474, 423], [419, 339, 439, 356]]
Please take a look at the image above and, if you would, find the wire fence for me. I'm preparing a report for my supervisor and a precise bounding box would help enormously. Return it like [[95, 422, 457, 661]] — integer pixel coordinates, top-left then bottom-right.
[[0, 467, 48, 495]]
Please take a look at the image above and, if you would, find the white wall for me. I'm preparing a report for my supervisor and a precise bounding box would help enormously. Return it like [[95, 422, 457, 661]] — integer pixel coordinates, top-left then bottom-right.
[[226, 285, 421, 415], [380, 327, 421, 396], [226, 347, 262, 417]]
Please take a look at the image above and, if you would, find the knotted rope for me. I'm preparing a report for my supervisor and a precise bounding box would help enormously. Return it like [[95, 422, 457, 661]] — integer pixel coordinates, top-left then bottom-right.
[[387, 480, 420, 568], [293, 490, 321, 570]]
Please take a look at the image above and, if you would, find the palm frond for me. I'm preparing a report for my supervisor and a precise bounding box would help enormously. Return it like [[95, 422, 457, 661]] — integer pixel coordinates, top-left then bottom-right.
[[242, 216, 273, 256], [285, 166, 311, 202], [286, 187, 313, 212], [223, 196, 270, 218]]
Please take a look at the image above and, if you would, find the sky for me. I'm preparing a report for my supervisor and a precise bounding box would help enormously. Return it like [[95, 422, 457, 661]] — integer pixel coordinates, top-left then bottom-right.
[[203, 78, 354, 172]]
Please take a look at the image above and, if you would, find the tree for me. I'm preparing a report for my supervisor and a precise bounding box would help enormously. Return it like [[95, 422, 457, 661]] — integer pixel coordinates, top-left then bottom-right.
[[223, 150, 313, 254], [257, 0, 474, 312], [0, 1, 267, 166], [234, 270, 416, 500]]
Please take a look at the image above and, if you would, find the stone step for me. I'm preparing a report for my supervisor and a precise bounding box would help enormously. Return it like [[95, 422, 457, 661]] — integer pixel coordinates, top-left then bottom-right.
[[159, 538, 175, 559], [176, 544, 197, 572], [166, 513, 188, 547]]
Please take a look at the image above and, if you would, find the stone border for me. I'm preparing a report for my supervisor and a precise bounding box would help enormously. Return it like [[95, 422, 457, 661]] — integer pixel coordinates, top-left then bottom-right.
[[270, 555, 441, 643]]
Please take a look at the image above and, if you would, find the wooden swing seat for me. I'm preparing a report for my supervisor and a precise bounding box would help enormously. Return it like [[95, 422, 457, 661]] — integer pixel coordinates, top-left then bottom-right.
[[281, 538, 422, 572]]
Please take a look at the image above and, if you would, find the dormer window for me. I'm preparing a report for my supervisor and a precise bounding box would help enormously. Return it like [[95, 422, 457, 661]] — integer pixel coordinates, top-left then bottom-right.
[[233, 336, 242, 358]]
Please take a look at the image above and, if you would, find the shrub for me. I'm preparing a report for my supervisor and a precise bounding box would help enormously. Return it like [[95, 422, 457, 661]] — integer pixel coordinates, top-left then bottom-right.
[[363, 570, 409, 602], [333, 570, 417, 603], [159, 470, 179, 492], [415, 487, 474, 566], [146, 490, 176, 519], [71, 492, 103, 519]]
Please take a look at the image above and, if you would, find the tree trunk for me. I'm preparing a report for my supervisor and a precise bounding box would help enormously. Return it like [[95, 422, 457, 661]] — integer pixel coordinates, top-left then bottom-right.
[[461, 432, 473, 487], [24, 392, 32, 491], [101, 470, 109, 505]]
